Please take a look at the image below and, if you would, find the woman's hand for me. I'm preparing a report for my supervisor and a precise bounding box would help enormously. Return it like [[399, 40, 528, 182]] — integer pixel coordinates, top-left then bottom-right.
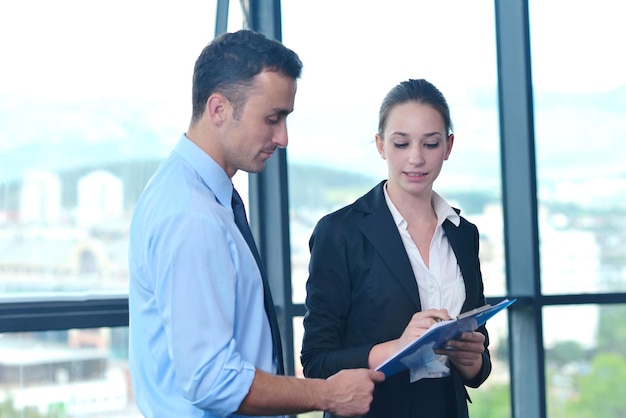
[[395, 309, 451, 351], [368, 308, 450, 369], [436, 331, 485, 379]]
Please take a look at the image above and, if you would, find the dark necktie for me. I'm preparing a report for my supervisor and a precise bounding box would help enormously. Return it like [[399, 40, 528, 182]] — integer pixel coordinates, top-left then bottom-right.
[[231, 187, 285, 375]]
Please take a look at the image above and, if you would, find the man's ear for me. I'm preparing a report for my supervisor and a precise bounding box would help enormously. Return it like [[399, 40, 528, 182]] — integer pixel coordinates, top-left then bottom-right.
[[206, 93, 229, 126]]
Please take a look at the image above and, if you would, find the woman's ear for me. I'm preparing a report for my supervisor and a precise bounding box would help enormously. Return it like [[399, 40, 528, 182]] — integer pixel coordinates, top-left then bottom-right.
[[444, 133, 455, 160], [375, 134, 386, 159]]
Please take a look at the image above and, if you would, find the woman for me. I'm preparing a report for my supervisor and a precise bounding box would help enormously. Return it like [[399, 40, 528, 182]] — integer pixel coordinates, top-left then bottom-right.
[[301, 79, 491, 418]]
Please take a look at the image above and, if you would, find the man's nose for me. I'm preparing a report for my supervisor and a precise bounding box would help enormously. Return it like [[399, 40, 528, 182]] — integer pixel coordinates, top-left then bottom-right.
[[274, 124, 289, 148]]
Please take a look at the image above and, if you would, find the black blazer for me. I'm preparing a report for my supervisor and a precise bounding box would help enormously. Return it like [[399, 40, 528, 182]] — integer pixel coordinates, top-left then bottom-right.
[[301, 181, 491, 418]]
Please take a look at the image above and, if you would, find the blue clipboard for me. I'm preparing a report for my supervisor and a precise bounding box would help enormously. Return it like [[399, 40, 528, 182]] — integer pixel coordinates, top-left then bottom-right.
[[376, 298, 516, 377]]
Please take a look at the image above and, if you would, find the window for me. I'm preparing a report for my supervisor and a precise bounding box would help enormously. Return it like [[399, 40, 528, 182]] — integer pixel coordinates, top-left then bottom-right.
[[0, 0, 219, 296], [3, 1, 625, 417], [529, 1, 626, 416], [0, 328, 134, 417], [530, 0, 626, 295], [282, 0, 504, 303], [281, 1, 507, 416], [0, 1, 220, 415]]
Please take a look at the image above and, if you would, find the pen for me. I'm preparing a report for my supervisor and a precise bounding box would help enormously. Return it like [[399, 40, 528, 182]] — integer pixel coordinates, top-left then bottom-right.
[[456, 303, 492, 320]]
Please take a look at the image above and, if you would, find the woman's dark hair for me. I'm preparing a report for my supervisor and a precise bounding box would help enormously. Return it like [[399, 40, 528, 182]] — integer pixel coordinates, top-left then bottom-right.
[[378, 79, 453, 137], [191, 30, 303, 122]]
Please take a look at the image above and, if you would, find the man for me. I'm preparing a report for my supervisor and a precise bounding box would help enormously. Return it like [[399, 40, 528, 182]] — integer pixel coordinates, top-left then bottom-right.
[[128, 29, 384, 417]]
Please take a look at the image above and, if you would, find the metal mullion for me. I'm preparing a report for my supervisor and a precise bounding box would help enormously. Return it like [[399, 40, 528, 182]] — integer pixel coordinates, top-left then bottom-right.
[[0, 297, 128, 333], [495, 0, 545, 417], [246, 0, 296, 379]]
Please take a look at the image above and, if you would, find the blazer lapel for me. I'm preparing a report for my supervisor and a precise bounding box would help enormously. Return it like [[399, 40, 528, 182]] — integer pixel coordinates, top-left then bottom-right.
[[443, 220, 479, 312], [353, 182, 422, 310]]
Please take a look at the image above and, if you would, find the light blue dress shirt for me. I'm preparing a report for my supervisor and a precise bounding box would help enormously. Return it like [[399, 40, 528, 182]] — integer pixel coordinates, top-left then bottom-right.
[[128, 135, 278, 417]]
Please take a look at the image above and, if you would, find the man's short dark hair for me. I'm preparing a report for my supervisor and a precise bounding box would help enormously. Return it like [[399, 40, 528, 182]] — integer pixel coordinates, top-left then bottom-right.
[[191, 29, 303, 122]]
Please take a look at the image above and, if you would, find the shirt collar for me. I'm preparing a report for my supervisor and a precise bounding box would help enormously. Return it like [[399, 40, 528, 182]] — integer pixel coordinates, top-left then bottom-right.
[[173, 134, 233, 208], [383, 182, 460, 228]]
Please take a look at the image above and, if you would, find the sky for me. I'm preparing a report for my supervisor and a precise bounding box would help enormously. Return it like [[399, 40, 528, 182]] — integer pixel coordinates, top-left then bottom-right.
[[1, 0, 624, 98], [1, 0, 625, 192], [0, 1, 214, 98]]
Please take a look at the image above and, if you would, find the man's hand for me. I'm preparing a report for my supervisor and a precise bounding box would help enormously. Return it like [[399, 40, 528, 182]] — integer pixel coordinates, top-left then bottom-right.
[[324, 368, 385, 416]]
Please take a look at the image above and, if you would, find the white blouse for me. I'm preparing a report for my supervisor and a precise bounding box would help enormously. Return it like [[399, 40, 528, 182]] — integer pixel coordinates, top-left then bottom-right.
[[383, 184, 467, 380]]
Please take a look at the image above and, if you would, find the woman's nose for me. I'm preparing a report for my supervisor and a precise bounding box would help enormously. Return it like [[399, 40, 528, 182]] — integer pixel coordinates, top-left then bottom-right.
[[408, 145, 424, 165]]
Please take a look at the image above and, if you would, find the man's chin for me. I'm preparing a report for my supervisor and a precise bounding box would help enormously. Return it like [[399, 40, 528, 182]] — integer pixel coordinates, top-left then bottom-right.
[[245, 163, 265, 174]]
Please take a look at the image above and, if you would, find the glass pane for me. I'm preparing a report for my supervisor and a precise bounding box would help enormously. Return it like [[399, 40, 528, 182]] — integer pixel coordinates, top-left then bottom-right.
[[282, 1, 504, 298], [0, 1, 218, 297], [0, 327, 139, 417], [293, 316, 322, 418], [282, 1, 504, 304], [529, 0, 626, 294], [283, 1, 505, 413], [544, 305, 626, 418], [468, 311, 511, 418]]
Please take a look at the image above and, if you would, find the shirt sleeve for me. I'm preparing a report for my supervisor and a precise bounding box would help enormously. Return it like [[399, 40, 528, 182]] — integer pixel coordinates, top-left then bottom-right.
[[149, 210, 256, 415]]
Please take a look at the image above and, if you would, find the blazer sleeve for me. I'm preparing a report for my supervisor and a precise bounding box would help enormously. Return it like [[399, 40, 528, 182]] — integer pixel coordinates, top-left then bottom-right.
[[455, 218, 492, 389], [300, 213, 375, 379]]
